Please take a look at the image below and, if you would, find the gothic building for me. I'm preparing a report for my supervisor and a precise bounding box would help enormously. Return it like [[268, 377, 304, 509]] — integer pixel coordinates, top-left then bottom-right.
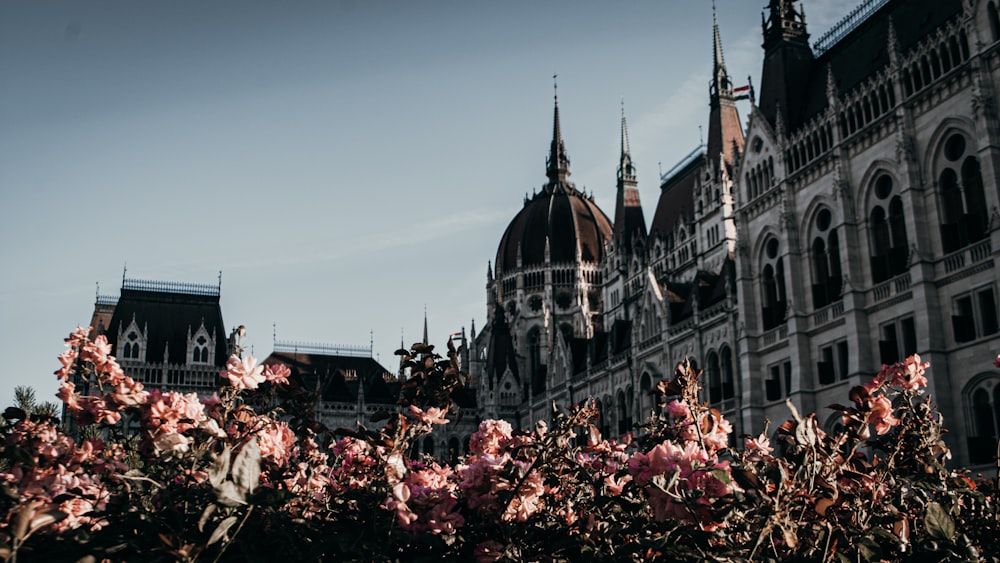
[[470, 0, 1000, 468]]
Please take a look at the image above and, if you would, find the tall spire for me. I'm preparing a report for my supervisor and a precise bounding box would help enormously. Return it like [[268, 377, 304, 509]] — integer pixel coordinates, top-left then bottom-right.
[[613, 101, 646, 253], [759, 0, 812, 130], [712, 0, 729, 93], [545, 75, 572, 192], [707, 4, 745, 171], [618, 99, 636, 186], [422, 306, 429, 346]]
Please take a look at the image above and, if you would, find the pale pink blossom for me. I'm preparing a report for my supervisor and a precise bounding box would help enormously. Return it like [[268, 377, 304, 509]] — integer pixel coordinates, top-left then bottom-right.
[[869, 395, 899, 435], [54, 349, 78, 379], [744, 432, 774, 455], [81, 335, 112, 366], [469, 419, 513, 456], [263, 362, 291, 385], [221, 354, 266, 390], [409, 405, 450, 425], [257, 420, 296, 466], [665, 399, 692, 420], [107, 376, 148, 407], [64, 326, 91, 348], [154, 432, 191, 457]]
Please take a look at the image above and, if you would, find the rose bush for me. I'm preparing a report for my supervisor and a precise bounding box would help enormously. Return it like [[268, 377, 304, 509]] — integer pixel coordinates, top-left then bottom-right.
[[0, 326, 997, 561]]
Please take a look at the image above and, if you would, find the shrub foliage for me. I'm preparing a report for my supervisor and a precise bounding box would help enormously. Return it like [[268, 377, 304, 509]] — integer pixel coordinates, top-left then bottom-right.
[[0, 326, 997, 561]]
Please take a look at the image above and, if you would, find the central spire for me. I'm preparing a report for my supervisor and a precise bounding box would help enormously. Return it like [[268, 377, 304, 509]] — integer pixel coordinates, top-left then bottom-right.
[[613, 101, 646, 253], [545, 75, 571, 192], [712, 1, 730, 93]]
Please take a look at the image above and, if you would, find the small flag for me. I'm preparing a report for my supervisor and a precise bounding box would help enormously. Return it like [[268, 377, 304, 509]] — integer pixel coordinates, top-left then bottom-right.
[[449, 332, 463, 341], [733, 85, 751, 94]]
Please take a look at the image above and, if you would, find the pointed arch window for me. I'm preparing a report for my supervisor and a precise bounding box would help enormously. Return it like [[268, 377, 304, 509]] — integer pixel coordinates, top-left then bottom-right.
[[965, 377, 1000, 464], [761, 238, 787, 330], [990, 2, 1000, 42], [938, 133, 988, 253], [811, 208, 843, 308], [869, 175, 909, 283]]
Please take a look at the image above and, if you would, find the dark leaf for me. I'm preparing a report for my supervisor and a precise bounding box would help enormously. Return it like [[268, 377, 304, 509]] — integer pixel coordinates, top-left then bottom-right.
[[207, 515, 238, 546], [925, 501, 955, 540]]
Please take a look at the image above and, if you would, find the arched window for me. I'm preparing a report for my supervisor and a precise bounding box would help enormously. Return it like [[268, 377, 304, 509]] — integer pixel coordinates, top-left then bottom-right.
[[760, 236, 788, 330], [423, 436, 435, 457], [965, 377, 1000, 464], [706, 351, 721, 404], [639, 373, 654, 422], [720, 346, 735, 404], [938, 132, 988, 252], [869, 175, 908, 283]]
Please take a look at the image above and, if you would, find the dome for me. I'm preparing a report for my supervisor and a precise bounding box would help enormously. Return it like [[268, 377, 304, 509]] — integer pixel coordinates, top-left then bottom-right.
[[496, 188, 612, 274]]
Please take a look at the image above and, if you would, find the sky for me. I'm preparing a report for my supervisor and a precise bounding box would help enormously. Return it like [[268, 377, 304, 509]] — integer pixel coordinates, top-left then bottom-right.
[[0, 0, 850, 407]]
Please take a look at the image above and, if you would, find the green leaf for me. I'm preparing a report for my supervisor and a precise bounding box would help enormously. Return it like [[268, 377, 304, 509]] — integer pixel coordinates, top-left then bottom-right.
[[857, 537, 882, 562], [711, 469, 731, 485], [208, 445, 231, 489], [232, 440, 261, 494], [925, 502, 955, 540], [207, 515, 238, 546]]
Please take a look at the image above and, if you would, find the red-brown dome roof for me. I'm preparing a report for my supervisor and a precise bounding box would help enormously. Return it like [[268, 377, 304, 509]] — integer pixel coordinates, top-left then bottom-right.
[[496, 188, 612, 274]]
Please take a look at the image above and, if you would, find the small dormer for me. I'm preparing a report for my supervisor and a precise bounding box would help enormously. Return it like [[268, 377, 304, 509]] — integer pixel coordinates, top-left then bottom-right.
[[117, 315, 147, 362], [187, 321, 216, 365]]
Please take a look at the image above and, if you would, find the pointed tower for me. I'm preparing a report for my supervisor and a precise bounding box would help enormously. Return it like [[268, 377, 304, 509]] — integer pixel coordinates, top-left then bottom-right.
[[612, 103, 647, 253], [707, 2, 745, 174], [545, 82, 572, 193], [758, 0, 813, 131]]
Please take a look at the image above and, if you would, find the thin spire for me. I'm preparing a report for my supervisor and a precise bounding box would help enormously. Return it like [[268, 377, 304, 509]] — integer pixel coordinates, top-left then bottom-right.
[[617, 99, 636, 186], [422, 306, 429, 346], [713, 1, 726, 79], [614, 101, 645, 252], [545, 74, 571, 191]]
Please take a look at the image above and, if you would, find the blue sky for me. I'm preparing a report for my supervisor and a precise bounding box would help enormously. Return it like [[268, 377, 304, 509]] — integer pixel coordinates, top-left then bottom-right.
[[0, 0, 849, 406]]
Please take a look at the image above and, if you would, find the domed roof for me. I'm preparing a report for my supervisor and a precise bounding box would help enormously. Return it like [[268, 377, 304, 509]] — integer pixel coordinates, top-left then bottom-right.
[[495, 96, 612, 274], [496, 189, 612, 273]]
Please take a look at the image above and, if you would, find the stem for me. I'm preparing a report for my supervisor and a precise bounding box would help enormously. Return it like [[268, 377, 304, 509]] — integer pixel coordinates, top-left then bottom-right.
[[211, 506, 254, 563]]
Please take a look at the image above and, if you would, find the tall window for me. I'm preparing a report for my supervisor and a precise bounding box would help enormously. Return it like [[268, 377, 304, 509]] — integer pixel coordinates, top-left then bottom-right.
[[938, 133, 988, 253], [869, 175, 909, 283], [706, 347, 736, 409], [811, 208, 843, 308], [952, 286, 1000, 343], [966, 377, 1000, 464], [761, 238, 787, 330]]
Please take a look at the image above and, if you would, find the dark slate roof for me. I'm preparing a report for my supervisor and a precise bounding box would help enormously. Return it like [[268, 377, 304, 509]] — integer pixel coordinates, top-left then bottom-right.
[[650, 152, 703, 238], [793, 0, 962, 129], [664, 258, 734, 323], [264, 351, 398, 404], [613, 187, 648, 253], [105, 280, 227, 366], [496, 189, 612, 274]]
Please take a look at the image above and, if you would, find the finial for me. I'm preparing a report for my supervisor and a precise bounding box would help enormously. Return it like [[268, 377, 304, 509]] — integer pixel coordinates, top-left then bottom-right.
[[95, 281, 99, 301], [553, 73, 558, 102], [272, 322, 276, 344], [218, 270, 222, 289], [699, 125, 704, 146], [122, 262, 127, 286]]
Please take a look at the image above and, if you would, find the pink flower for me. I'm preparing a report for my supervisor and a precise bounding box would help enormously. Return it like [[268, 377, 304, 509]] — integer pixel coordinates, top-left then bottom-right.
[[665, 400, 692, 420], [108, 376, 148, 407], [892, 355, 929, 390], [868, 395, 899, 435], [744, 432, 774, 455], [409, 405, 450, 425], [994, 353, 1000, 369], [263, 362, 291, 385], [64, 326, 91, 348], [57, 381, 80, 411], [257, 420, 296, 466], [54, 349, 78, 380], [469, 419, 513, 456], [221, 354, 266, 390], [81, 335, 112, 366]]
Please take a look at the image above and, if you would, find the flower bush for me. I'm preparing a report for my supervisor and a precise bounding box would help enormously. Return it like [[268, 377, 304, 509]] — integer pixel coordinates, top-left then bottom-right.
[[0, 326, 998, 561]]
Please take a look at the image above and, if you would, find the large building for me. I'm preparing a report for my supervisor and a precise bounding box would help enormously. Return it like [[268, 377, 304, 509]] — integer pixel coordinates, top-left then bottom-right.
[[469, 0, 1000, 468]]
